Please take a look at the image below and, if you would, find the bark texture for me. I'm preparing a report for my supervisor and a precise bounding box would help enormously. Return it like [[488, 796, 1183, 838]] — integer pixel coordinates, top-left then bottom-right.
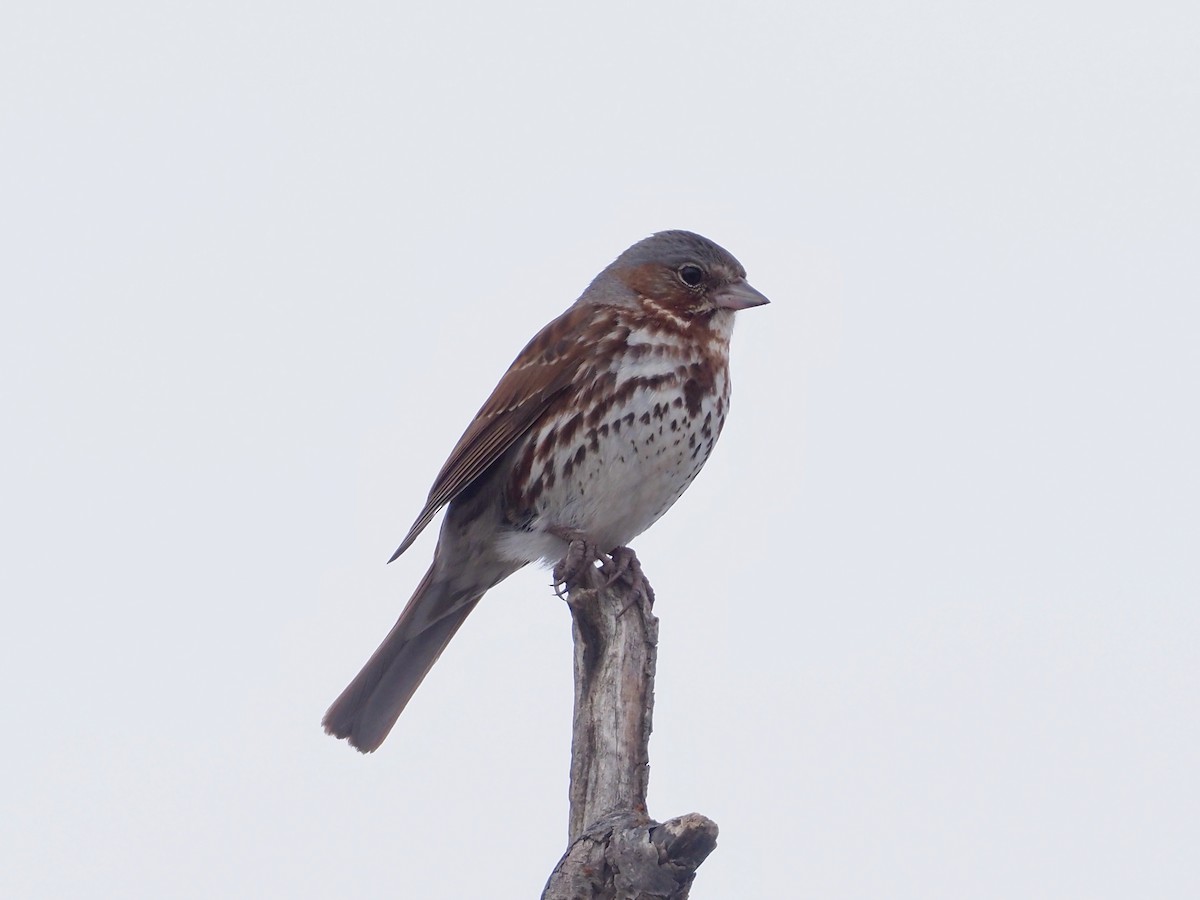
[[541, 555, 718, 900]]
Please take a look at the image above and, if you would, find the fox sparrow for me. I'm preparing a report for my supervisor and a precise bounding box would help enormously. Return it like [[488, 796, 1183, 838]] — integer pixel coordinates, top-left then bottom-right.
[[323, 230, 768, 752]]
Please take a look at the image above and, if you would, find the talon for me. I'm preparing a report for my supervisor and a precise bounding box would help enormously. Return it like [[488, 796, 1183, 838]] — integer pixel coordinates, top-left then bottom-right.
[[604, 546, 655, 611], [552, 534, 603, 596], [603, 546, 636, 587]]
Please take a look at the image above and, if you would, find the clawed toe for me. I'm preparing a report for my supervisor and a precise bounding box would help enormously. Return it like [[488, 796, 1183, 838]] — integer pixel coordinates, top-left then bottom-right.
[[552, 537, 602, 598], [602, 546, 636, 587], [550, 536, 656, 612], [600, 546, 656, 611]]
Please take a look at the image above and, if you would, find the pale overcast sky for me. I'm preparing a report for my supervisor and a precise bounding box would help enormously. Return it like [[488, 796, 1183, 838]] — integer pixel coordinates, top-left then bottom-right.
[[2, 2, 1197, 898]]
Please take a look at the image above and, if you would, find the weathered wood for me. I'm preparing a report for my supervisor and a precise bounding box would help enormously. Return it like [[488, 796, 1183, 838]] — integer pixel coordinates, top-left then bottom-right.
[[564, 556, 657, 840], [542, 810, 719, 900], [541, 552, 718, 900]]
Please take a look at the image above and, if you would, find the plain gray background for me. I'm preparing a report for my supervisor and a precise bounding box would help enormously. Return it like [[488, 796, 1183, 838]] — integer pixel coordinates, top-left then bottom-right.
[[3, 2, 1197, 897]]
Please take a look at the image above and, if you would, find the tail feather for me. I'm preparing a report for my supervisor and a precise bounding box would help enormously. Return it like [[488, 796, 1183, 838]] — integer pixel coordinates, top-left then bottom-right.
[[323, 566, 483, 753]]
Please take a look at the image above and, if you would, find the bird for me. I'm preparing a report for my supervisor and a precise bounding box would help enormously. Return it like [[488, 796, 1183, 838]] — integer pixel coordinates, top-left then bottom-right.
[[323, 230, 768, 752]]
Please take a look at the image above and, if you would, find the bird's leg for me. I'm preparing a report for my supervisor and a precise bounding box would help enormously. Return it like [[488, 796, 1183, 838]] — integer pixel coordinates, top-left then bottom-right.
[[549, 526, 603, 599], [600, 545, 656, 613]]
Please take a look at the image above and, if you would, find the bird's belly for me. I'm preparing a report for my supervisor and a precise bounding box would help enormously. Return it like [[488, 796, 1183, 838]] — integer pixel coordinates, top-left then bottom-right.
[[498, 371, 729, 564]]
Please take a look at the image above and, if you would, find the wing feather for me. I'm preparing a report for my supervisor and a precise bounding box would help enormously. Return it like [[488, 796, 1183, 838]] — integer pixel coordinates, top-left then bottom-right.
[[387, 303, 602, 562]]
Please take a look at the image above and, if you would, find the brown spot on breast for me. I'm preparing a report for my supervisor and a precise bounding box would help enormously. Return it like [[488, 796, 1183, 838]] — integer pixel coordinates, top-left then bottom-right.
[[559, 411, 584, 447], [527, 477, 544, 503], [683, 379, 705, 417], [585, 373, 678, 427], [536, 425, 558, 460]]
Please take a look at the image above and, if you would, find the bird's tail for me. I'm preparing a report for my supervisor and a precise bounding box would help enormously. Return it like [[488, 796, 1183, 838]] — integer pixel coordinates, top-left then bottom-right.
[[323, 565, 484, 753]]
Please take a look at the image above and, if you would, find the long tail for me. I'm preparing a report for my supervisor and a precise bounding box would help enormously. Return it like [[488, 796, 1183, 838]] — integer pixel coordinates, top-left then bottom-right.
[[323, 565, 484, 753]]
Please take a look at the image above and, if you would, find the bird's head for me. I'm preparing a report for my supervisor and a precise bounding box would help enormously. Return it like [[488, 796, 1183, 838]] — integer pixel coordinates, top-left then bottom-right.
[[586, 230, 769, 325]]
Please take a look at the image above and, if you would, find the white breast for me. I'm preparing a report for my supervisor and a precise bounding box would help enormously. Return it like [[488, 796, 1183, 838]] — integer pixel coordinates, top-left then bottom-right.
[[498, 316, 733, 566]]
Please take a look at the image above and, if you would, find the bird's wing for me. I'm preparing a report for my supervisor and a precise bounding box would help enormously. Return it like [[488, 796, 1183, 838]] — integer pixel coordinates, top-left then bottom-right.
[[388, 303, 605, 562]]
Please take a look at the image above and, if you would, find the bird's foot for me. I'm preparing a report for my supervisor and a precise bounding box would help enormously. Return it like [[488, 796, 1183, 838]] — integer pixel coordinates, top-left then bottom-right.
[[600, 545, 656, 613], [552, 535, 603, 599]]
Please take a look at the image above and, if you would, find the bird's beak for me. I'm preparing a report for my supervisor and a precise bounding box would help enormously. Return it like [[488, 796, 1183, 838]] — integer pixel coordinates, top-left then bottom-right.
[[712, 279, 770, 310]]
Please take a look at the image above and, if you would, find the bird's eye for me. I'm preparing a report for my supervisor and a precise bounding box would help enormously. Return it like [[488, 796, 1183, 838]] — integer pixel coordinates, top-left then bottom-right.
[[678, 264, 704, 287]]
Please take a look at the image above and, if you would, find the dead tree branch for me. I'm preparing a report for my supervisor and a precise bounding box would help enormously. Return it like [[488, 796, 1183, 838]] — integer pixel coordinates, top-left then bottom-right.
[[541, 553, 718, 900]]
